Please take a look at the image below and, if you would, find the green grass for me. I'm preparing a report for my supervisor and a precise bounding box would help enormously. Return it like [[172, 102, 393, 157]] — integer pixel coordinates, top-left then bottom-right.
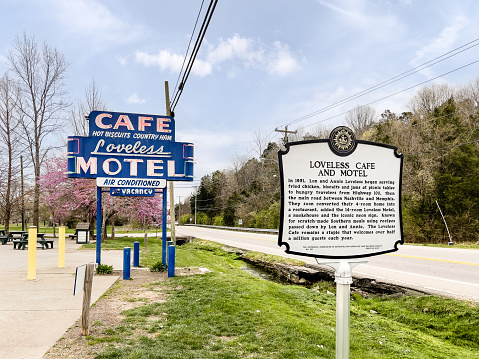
[[80, 238, 479, 359], [0, 224, 76, 234], [0, 224, 167, 235]]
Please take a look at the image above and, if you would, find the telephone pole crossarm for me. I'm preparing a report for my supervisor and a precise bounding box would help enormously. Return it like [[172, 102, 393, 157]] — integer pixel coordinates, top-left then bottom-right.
[[275, 126, 297, 143]]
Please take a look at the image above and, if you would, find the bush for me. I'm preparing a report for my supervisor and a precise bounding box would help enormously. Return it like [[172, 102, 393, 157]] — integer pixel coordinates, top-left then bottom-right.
[[213, 216, 224, 226], [150, 261, 165, 272], [96, 264, 114, 275]]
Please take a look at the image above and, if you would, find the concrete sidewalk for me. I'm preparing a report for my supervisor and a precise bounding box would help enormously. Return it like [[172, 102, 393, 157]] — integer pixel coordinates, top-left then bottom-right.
[[0, 238, 124, 359]]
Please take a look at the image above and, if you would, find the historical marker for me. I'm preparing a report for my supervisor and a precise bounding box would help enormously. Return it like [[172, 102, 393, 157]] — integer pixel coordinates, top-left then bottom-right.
[[278, 126, 403, 259]]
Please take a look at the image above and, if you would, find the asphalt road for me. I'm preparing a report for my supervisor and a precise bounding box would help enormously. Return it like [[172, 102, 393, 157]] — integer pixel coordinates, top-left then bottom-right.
[[176, 226, 479, 302]]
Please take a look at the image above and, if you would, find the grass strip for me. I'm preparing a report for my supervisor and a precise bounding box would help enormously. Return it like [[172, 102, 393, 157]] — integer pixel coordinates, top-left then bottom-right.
[[85, 237, 479, 359]]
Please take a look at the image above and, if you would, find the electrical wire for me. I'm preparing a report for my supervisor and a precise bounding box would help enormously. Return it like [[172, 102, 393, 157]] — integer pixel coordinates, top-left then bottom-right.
[[302, 58, 479, 130], [171, 0, 206, 98], [279, 37, 479, 129], [170, 0, 218, 112]]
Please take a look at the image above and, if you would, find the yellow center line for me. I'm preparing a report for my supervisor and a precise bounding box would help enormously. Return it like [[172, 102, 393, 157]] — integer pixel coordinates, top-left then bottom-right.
[[188, 228, 479, 266], [385, 253, 479, 266], [227, 233, 277, 242]]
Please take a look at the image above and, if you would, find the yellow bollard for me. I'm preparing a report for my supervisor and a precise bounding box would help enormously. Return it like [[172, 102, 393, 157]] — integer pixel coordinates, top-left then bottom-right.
[[27, 226, 37, 280], [58, 226, 65, 268]]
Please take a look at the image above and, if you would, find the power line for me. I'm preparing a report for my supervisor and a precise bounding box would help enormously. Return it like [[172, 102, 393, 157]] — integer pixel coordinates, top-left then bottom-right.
[[279, 37, 479, 129], [252, 37, 479, 152], [171, 0, 206, 99], [302, 58, 479, 130], [170, 0, 218, 112]]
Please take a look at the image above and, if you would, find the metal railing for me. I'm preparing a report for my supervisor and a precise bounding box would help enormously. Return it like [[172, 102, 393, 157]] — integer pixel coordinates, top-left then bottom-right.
[[185, 224, 278, 235]]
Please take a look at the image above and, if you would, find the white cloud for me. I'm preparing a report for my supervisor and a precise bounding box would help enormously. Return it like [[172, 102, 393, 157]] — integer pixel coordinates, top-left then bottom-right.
[[115, 55, 127, 66], [47, 0, 142, 45], [410, 15, 468, 71], [127, 93, 146, 104], [0, 54, 8, 67], [267, 41, 301, 76], [317, 0, 371, 27], [135, 50, 212, 77], [135, 34, 300, 78], [207, 34, 264, 66]]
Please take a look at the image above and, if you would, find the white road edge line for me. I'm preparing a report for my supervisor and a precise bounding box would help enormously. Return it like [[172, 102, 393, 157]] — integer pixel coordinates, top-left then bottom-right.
[[356, 265, 479, 287]]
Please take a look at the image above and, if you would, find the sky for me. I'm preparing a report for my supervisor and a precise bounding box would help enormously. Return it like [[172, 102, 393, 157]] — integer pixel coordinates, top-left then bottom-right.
[[1, 0, 479, 201]]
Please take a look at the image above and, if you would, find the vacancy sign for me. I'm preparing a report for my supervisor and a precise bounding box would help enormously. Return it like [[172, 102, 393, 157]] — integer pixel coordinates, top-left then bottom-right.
[[278, 127, 403, 259]]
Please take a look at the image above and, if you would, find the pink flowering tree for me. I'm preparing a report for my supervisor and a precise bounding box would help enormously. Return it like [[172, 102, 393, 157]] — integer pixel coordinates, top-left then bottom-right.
[[40, 156, 165, 238], [39, 157, 96, 237], [38, 157, 72, 236], [122, 192, 164, 230]]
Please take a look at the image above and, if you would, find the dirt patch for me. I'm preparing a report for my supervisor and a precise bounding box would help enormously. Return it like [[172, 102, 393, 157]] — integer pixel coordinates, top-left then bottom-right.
[[42, 267, 208, 359]]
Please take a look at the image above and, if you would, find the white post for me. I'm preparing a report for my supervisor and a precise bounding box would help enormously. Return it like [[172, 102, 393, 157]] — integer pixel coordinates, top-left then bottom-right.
[[334, 261, 353, 359], [317, 259, 368, 359]]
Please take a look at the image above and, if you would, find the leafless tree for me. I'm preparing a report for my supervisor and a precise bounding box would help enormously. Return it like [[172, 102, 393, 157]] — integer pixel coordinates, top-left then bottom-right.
[[408, 83, 453, 117], [251, 128, 270, 158], [299, 124, 331, 140], [0, 73, 22, 231], [344, 105, 377, 137], [8, 33, 70, 227], [70, 78, 107, 136]]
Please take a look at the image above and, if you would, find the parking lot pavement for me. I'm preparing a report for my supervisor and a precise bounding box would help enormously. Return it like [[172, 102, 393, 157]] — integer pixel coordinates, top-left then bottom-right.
[[0, 238, 123, 359]]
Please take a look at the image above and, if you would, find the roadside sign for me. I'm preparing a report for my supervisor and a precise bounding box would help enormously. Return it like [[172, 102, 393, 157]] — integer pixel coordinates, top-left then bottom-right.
[[278, 126, 404, 358], [67, 109, 193, 274], [278, 127, 403, 259], [74, 264, 86, 295]]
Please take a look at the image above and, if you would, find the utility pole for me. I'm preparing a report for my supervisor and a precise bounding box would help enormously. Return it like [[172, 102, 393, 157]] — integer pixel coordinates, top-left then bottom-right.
[[275, 126, 297, 143], [21, 155, 25, 231], [194, 186, 198, 225], [177, 196, 182, 225], [165, 81, 176, 244]]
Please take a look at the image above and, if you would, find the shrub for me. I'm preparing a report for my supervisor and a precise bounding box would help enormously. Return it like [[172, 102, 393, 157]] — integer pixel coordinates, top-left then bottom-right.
[[96, 264, 114, 275], [150, 261, 165, 272]]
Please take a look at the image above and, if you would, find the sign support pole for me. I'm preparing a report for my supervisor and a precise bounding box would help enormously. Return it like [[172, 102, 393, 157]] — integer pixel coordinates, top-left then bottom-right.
[[96, 186, 102, 265], [162, 188, 167, 266], [317, 260, 367, 359], [165, 81, 176, 245]]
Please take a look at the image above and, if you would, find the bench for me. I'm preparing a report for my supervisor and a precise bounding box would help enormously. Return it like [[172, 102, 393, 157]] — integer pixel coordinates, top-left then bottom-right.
[[37, 237, 54, 249], [1, 234, 12, 245], [13, 235, 54, 250], [13, 238, 28, 250]]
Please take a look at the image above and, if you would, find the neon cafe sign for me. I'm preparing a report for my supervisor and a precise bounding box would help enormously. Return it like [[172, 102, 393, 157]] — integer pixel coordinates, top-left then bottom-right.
[[67, 110, 194, 183]]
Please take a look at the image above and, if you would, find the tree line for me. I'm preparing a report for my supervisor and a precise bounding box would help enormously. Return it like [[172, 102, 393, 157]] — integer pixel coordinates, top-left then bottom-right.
[[184, 79, 479, 244], [0, 33, 162, 235]]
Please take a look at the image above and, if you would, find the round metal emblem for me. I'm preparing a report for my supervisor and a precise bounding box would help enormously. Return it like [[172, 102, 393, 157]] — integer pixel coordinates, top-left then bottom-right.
[[328, 126, 357, 156]]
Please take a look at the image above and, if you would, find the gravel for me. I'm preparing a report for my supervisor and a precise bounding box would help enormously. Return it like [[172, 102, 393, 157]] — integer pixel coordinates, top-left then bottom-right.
[[42, 267, 205, 358]]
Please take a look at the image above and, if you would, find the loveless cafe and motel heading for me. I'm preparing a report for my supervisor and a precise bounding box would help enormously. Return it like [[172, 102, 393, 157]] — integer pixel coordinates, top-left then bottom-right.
[[67, 111, 194, 185]]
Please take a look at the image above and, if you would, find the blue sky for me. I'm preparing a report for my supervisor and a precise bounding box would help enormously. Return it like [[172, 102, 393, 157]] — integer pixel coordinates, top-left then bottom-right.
[[1, 0, 479, 200]]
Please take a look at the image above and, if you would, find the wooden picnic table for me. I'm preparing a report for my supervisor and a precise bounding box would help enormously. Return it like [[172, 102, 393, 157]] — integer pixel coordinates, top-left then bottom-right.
[[0, 230, 11, 245], [9, 231, 28, 239], [12, 232, 54, 250]]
